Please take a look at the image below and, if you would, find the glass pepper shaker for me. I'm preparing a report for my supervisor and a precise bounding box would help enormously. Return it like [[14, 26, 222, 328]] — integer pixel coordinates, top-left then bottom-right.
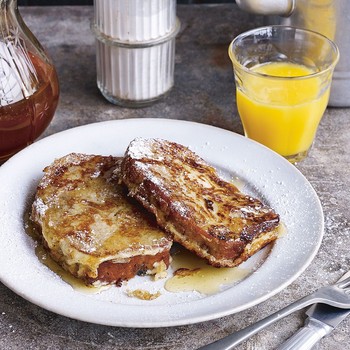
[[0, 0, 59, 163]]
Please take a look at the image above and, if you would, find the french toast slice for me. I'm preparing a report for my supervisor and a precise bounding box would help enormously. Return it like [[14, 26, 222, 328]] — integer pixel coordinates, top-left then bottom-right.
[[30, 153, 172, 286], [121, 138, 280, 268]]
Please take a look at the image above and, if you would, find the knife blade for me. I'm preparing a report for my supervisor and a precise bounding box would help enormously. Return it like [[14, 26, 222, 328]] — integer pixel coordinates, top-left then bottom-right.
[[277, 271, 350, 350]]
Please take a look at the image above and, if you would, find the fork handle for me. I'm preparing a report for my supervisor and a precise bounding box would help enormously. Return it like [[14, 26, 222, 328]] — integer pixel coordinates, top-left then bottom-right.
[[276, 318, 333, 350], [198, 295, 317, 350]]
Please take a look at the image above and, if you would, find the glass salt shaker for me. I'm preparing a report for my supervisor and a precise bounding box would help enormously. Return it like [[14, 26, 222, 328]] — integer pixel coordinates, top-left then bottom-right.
[[0, 0, 59, 163], [92, 0, 180, 108]]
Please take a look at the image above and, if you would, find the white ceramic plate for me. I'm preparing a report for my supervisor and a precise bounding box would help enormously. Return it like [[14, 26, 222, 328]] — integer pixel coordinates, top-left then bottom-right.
[[0, 118, 323, 328]]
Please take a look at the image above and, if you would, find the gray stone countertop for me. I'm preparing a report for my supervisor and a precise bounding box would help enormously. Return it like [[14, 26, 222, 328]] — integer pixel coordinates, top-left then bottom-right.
[[1, 4, 350, 350]]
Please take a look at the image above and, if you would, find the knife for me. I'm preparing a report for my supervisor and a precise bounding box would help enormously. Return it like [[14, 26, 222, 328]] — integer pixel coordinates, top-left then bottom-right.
[[276, 304, 350, 350], [277, 272, 350, 350]]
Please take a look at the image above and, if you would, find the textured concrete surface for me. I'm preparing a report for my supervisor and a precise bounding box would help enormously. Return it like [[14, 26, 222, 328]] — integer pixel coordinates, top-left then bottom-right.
[[1, 4, 350, 350]]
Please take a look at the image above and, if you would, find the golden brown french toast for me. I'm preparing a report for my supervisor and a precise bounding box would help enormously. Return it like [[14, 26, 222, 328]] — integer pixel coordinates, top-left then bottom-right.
[[121, 138, 280, 268], [30, 153, 172, 286]]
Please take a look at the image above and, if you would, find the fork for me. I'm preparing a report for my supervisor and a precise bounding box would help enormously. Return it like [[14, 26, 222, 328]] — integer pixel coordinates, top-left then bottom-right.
[[198, 272, 350, 350]]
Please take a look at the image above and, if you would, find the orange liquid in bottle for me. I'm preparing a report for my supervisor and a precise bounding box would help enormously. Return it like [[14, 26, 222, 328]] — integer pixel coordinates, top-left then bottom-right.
[[0, 53, 59, 163]]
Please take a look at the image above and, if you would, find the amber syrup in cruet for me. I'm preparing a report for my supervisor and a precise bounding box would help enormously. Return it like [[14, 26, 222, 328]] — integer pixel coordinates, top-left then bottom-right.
[[0, 0, 59, 163]]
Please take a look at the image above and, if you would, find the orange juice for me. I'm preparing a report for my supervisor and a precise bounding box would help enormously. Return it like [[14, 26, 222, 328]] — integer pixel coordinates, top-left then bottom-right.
[[236, 62, 330, 158]]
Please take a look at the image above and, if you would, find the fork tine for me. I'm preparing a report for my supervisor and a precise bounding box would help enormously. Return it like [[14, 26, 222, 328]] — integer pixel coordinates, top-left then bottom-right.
[[337, 275, 350, 289]]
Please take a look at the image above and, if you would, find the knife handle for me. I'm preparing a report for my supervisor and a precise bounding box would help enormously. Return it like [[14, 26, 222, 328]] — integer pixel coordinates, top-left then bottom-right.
[[276, 318, 333, 350]]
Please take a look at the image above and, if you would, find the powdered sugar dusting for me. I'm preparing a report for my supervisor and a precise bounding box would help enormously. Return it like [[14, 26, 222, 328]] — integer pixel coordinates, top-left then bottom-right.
[[127, 138, 164, 161], [170, 201, 189, 217], [31, 197, 48, 222], [132, 158, 172, 197]]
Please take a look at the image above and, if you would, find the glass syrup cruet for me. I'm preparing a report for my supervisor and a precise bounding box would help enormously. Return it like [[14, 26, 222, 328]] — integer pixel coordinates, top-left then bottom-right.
[[0, 0, 59, 163]]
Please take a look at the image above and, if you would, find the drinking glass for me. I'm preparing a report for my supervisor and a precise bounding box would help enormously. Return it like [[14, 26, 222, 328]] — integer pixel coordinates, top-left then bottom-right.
[[228, 26, 339, 163]]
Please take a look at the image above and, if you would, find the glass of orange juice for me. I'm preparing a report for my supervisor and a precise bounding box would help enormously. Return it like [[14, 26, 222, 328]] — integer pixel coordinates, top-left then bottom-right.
[[228, 26, 339, 163]]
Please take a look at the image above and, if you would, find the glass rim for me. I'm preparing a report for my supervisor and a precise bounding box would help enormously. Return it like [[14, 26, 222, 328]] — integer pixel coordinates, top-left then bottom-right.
[[228, 25, 340, 81]]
